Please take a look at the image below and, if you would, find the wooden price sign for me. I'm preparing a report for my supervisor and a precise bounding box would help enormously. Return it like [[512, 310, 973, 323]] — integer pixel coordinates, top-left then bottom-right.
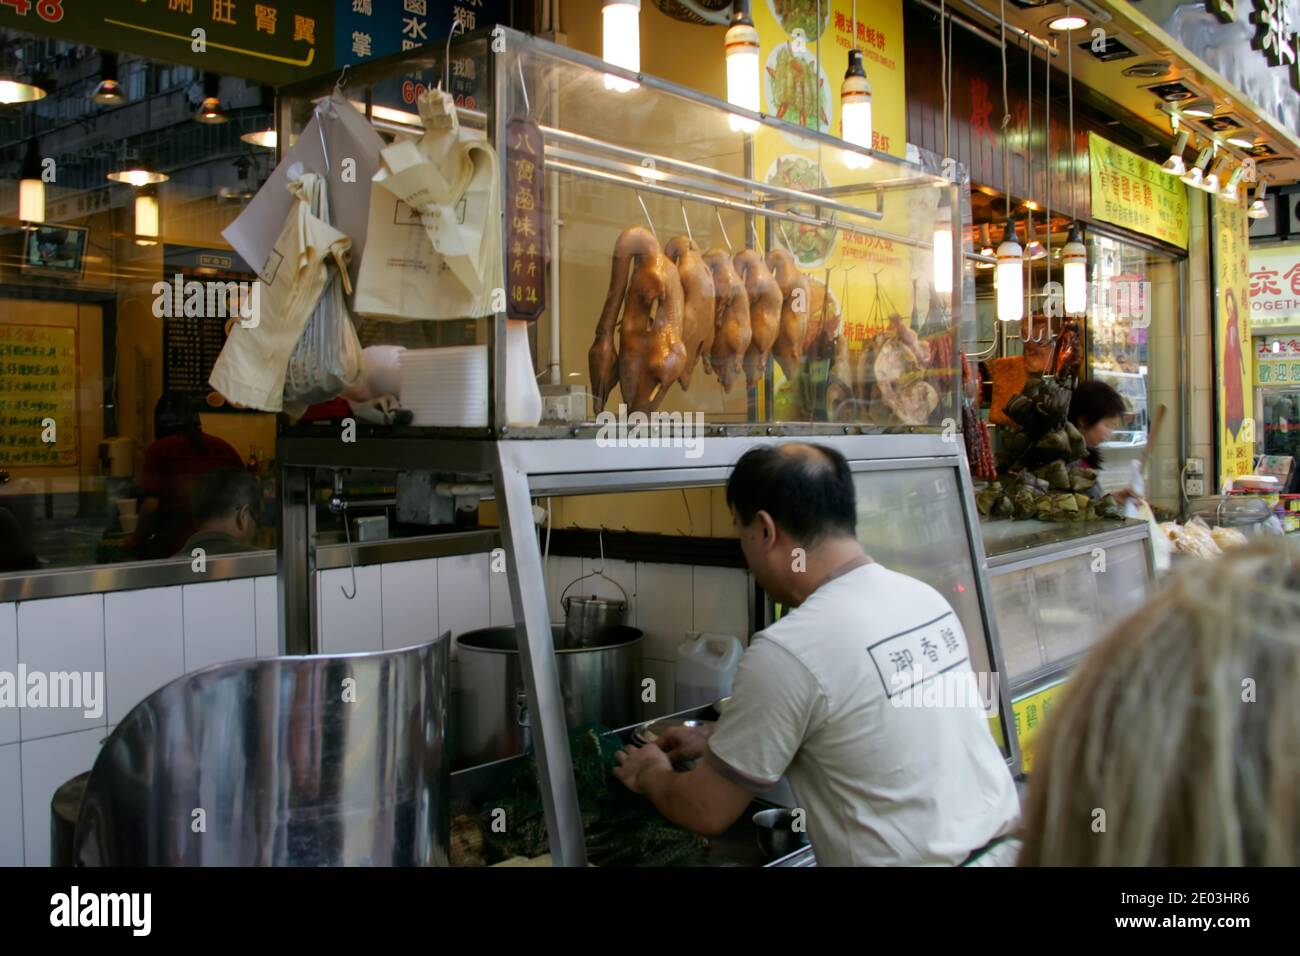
[[505, 116, 547, 322]]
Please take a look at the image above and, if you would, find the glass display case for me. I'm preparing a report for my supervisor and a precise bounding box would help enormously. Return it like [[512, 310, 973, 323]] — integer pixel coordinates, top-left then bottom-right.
[[276, 27, 966, 434]]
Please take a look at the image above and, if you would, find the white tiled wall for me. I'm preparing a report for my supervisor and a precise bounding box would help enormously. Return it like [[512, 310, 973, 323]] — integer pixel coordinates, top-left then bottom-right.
[[0, 554, 752, 865]]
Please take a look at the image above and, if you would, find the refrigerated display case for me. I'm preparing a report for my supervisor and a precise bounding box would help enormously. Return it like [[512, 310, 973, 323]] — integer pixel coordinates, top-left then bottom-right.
[[271, 27, 1009, 866]]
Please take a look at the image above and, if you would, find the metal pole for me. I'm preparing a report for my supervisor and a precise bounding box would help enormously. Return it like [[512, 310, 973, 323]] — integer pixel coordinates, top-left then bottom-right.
[[277, 463, 317, 655], [493, 443, 587, 866]]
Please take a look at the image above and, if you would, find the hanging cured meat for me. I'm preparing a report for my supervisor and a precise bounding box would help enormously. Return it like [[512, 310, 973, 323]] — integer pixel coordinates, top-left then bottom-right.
[[589, 225, 686, 414], [734, 249, 782, 389], [703, 248, 752, 393], [766, 248, 810, 380], [664, 235, 716, 391]]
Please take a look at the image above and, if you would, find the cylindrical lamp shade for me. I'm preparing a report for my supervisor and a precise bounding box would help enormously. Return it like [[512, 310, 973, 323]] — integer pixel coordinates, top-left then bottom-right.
[[725, 13, 760, 132], [996, 218, 1023, 323], [1061, 222, 1087, 317], [602, 0, 640, 92], [135, 190, 159, 245]]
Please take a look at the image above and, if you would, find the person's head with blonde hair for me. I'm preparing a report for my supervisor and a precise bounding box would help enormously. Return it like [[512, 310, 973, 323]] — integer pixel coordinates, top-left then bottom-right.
[[1019, 537, 1300, 866]]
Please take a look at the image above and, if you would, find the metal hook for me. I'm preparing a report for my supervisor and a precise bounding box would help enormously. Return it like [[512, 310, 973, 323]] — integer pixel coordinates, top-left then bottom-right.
[[443, 17, 466, 91], [714, 208, 733, 252], [750, 218, 760, 250], [680, 201, 694, 245], [636, 192, 657, 240], [340, 512, 357, 600], [334, 63, 350, 93], [516, 58, 531, 116]]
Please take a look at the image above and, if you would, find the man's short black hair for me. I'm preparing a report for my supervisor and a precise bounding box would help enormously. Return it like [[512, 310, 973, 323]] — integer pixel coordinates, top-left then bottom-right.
[[192, 469, 260, 525], [1069, 380, 1127, 428], [726, 443, 857, 544]]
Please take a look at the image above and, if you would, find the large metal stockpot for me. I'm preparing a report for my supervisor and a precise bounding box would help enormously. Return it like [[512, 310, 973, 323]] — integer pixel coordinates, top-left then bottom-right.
[[455, 624, 643, 767]]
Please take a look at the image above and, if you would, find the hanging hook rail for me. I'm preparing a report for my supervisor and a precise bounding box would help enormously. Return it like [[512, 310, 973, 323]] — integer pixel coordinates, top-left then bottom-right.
[[636, 192, 657, 240]]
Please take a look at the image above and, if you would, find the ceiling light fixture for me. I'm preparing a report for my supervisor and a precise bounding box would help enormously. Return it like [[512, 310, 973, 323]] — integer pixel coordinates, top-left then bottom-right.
[[1248, 181, 1270, 219], [1061, 0, 1088, 319], [1201, 156, 1226, 193], [134, 185, 160, 246], [1219, 166, 1245, 202], [107, 162, 169, 186], [602, 0, 640, 92], [725, 0, 761, 133], [996, 0, 1023, 322], [1225, 132, 1255, 149], [1180, 145, 1212, 188], [840, 0, 874, 168], [19, 138, 45, 224], [977, 222, 995, 267], [1047, 13, 1088, 30], [933, 190, 953, 297], [195, 73, 228, 124], [92, 51, 127, 106], [1160, 130, 1189, 175], [240, 128, 278, 148], [1183, 99, 1215, 118]]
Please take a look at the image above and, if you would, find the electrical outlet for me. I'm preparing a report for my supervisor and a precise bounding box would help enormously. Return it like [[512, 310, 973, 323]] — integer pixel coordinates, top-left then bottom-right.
[[1185, 457, 1205, 475], [1186, 478, 1205, 497]]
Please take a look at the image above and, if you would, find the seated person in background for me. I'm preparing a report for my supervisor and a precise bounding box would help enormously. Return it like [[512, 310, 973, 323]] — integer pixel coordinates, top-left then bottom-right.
[[136, 393, 244, 558], [176, 468, 262, 557], [1067, 380, 1133, 503], [1018, 537, 1300, 865], [613, 442, 1021, 866]]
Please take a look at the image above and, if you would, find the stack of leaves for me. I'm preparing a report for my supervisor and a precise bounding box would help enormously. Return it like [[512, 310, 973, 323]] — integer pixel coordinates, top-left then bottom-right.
[[474, 724, 710, 867]]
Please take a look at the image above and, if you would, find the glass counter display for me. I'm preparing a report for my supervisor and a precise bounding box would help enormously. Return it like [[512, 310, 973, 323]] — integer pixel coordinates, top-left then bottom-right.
[[275, 27, 967, 435]]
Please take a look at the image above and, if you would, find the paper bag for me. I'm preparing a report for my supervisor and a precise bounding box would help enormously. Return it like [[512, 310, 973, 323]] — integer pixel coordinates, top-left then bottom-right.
[[223, 93, 382, 294], [353, 88, 502, 321]]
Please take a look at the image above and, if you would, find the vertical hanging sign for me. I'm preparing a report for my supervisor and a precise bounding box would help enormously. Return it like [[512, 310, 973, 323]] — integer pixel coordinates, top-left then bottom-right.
[[505, 116, 546, 321], [1216, 195, 1255, 488]]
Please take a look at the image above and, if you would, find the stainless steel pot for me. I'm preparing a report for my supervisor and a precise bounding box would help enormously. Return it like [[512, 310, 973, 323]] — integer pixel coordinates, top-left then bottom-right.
[[455, 624, 643, 767], [559, 572, 628, 647]]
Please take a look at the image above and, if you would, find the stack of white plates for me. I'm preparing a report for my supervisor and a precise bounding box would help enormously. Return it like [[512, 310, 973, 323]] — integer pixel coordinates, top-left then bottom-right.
[[399, 346, 489, 427]]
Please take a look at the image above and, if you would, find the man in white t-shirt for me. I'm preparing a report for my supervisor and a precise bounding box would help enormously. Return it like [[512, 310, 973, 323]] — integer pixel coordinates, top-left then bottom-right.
[[613, 442, 1021, 865]]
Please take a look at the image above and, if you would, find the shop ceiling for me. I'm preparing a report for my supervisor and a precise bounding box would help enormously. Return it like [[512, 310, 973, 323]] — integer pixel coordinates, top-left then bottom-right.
[[952, 0, 1300, 185]]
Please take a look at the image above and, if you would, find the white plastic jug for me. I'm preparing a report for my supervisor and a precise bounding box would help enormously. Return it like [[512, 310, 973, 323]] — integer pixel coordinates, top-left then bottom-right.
[[675, 633, 743, 710]]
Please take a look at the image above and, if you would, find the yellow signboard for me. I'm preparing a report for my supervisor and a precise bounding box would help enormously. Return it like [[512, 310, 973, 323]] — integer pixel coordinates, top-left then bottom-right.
[[1088, 132, 1189, 250], [0, 325, 78, 468], [752, 0, 914, 405], [1216, 196, 1255, 488], [1011, 680, 1067, 774]]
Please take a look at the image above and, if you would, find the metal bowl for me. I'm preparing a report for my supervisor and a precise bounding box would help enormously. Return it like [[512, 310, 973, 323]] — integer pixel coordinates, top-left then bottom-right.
[[752, 808, 810, 861]]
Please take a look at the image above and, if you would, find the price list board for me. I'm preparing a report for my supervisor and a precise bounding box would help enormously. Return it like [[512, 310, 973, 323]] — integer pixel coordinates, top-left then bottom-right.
[[0, 324, 78, 468], [162, 310, 230, 402]]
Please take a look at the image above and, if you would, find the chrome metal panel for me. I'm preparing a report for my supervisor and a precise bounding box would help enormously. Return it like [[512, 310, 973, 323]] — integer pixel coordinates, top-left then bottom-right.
[[0, 552, 276, 603], [73, 635, 451, 866], [986, 523, 1152, 574], [492, 444, 587, 866]]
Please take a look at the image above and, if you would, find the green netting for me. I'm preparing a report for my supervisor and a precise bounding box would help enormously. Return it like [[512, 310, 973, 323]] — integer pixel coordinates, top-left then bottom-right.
[[473, 723, 709, 867]]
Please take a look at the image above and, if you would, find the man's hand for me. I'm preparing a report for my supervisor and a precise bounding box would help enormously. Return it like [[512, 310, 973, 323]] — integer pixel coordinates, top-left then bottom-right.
[[655, 725, 713, 762], [613, 743, 672, 794]]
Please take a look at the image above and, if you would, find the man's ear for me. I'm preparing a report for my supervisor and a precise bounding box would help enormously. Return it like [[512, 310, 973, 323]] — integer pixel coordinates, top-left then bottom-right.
[[755, 510, 778, 548]]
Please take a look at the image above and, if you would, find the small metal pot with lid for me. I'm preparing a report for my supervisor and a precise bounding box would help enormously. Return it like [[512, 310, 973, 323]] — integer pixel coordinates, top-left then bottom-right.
[[560, 570, 629, 648]]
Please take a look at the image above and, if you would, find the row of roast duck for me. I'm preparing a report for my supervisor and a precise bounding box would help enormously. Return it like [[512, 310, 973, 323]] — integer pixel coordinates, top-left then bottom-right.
[[588, 225, 946, 424]]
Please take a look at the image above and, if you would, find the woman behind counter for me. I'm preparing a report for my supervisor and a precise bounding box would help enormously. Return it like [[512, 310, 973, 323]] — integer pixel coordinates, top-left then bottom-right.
[[134, 393, 245, 559], [1068, 380, 1134, 504]]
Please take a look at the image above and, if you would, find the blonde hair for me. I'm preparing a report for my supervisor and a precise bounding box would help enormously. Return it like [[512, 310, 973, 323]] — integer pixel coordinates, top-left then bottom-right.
[[1018, 537, 1300, 866]]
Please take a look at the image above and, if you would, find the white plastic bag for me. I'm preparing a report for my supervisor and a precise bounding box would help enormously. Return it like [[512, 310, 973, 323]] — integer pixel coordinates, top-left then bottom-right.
[[283, 172, 364, 405]]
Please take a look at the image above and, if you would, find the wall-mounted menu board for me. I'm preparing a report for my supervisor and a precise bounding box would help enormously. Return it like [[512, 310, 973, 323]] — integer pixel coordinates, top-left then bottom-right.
[[160, 247, 258, 412], [0, 324, 78, 467]]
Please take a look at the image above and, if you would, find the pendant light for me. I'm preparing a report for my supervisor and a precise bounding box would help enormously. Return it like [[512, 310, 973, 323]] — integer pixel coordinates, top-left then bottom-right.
[[841, 0, 872, 167], [1160, 130, 1189, 176], [994, 0, 1022, 323], [92, 51, 127, 106], [19, 138, 45, 224], [134, 185, 160, 246], [241, 85, 278, 148], [0, 48, 46, 105], [933, 190, 953, 296], [1025, 215, 1046, 259], [725, 0, 760, 132], [107, 165, 168, 186], [1180, 145, 1211, 188], [1248, 181, 1271, 219], [1060, 2, 1087, 318], [997, 218, 1024, 323], [1061, 222, 1087, 316], [195, 73, 228, 124], [602, 0, 640, 92]]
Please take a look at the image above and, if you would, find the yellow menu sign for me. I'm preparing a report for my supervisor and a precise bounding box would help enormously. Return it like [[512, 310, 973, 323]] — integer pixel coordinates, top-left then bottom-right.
[[0, 325, 78, 468], [1011, 680, 1067, 773], [1088, 132, 1189, 250], [1216, 195, 1255, 488]]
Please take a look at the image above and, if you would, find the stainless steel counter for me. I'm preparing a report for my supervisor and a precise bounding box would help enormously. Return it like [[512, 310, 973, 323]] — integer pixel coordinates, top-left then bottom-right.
[[0, 529, 500, 602]]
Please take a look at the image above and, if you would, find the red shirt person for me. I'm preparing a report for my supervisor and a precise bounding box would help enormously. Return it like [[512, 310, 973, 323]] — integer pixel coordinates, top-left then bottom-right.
[[135, 393, 244, 559]]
